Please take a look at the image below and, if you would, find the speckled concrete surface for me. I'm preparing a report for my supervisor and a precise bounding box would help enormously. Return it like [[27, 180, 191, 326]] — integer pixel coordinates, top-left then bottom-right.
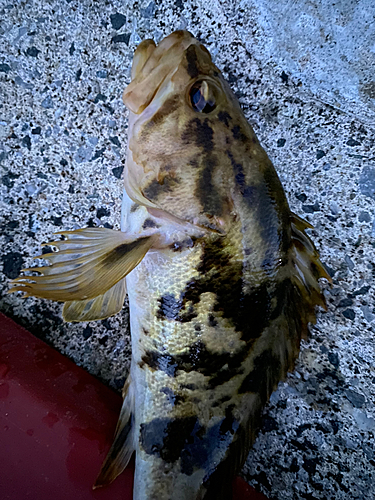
[[0, 1, 374, 499]]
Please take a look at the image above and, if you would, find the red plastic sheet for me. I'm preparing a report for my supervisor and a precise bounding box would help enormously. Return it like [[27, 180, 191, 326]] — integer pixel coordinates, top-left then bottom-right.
[[0, 313, 267, 500]]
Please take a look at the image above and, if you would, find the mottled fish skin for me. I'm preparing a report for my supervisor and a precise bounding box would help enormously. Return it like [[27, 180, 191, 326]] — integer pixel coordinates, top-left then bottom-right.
[[120, 31, 329, 500]]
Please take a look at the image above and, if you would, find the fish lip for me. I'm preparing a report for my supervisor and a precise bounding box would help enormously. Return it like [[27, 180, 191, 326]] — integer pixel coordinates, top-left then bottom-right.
[[123, 31, 199, 114]]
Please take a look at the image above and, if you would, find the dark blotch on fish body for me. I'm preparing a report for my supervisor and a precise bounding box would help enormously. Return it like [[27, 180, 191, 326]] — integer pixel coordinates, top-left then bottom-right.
[[239, 349, 281, 403], [180, 414, 239, 476], [170, 237, 196, 252], [183, 118, 214, 153], [195, 154, 224, 216], [142, 218, 159, 229], [218, 111, 232, 127], [227, 149, 289, 264], [143, 176, 179, 202], [140, 414, 240, 476], [157, 293, 197, 323], [141, 340, 246, 386], [147, 96, 181, 129], [181, 237, 273, 343], [185, 44, 200, 79], [231, 125, 247, 142], [160, 386, 185, 406], [140, 416, 197, 463]]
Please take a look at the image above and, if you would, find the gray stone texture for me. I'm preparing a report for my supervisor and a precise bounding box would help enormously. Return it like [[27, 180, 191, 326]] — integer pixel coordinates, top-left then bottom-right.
[[0, 1, 374, 499]]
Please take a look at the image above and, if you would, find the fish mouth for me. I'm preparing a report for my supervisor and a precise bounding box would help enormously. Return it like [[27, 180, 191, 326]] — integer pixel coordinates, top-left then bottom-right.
[[123, 30, 199, 114]]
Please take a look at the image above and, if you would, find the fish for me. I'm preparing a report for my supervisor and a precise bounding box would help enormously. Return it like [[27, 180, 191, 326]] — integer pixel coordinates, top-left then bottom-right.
[[9, 30, 330, 500]]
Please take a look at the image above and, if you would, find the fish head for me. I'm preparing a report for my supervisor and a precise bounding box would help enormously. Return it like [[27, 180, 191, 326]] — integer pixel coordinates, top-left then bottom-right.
[[123, 30, 261, 232]]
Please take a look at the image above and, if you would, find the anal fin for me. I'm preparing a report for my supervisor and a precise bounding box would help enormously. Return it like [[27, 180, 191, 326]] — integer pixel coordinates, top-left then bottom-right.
[[94, 375, 135, 488], [62, 277, 127, 322]]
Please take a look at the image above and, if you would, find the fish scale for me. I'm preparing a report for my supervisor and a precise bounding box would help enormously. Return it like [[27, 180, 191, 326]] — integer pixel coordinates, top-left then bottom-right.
[[9, 30, 330, 499]]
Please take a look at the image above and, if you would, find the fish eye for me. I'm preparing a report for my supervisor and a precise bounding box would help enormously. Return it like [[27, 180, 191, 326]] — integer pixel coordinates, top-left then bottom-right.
[[189, 80, 218, 113]]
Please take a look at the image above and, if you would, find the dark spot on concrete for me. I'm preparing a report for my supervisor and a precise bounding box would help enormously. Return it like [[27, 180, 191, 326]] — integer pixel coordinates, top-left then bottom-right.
[[342, 308, 355, 320], [262, 415, 279, 432], [97, 206, 111, 218], [296, 192, 307, 202], [316, 150, 326, 160], [52, 216, 63, 226], [347, 137, 361, 147], [303, 457, 318, 475], [0, 63, 11, 73], [112, 165, 124, 179], [91, 147, 106, 161], [26, 46, 40, 57], [358, 211, 371, 222], [218, 111, 232, 127], [98, 335, 109, 345], [32, 126, 41, 135], [337, 297, 353, 308], [75, 68, 82, 81], [82, 326, 93, 339], [345, 389, 365, 408], [280, 71, 289, 84], [2, 252, 24, 279], [277, 138, 286, 147], [69, 42, 75, 55], [109, 136, 121, 148], [302, 202, 320, 213], [185, 44, 199, 79], [22, 135, 31, 150], [290, 457, 299, 472], [94, 93, 107, 103], [111, 33, 130, 44], [2, 172, 19, 189], [110, 12, 126, 30], [351, 285, 370, 296], [328, 352, 339, 368]]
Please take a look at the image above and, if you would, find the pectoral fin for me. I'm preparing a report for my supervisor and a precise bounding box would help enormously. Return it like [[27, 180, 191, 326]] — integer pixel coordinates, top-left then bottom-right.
[[9, 227, 156, 302], [62, 277, 127, 322], [94, 375, 135, 488]]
